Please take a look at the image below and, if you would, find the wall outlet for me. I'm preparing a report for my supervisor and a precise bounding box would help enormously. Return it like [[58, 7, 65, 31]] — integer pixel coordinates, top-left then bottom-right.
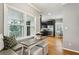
[[69, 43, 72, 46]]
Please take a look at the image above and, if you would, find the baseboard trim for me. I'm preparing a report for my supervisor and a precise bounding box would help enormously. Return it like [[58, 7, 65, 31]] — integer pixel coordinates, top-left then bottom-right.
[[63, 48, 79, 55]]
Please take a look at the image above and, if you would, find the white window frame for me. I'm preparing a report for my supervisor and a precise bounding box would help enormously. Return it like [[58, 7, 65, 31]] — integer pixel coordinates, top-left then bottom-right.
[[4, 4, 36, 40], [26, 13, 36, 37], [55, 22, 63, 36]]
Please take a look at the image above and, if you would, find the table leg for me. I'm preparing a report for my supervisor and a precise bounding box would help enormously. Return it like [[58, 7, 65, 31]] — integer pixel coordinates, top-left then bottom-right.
[[28, 49, 31, 55], [21, 46, 24, 55]]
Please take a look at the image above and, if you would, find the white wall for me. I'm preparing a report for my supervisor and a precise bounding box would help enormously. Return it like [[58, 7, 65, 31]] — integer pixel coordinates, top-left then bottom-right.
[[63, 4, 79, 51], [5, 3, 40, 34], [42, 14, 62, 22], [0, 3, 4, 34]]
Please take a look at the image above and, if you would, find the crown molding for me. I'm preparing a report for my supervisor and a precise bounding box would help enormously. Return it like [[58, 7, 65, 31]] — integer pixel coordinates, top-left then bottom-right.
[[27, 3, 41, 13]]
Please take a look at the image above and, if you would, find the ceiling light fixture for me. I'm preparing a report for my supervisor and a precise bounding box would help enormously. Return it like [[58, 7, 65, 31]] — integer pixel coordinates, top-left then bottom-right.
[[48, 13, 52, 15]]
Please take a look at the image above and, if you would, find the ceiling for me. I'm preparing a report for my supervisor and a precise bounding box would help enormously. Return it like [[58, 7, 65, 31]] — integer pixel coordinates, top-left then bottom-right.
[[32, 3, 63, 15]]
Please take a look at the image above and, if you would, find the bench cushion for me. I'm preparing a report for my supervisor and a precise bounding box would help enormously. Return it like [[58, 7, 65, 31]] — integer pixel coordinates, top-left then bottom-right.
[[0, 34, 4, 51], [0, 49, 17, 55]]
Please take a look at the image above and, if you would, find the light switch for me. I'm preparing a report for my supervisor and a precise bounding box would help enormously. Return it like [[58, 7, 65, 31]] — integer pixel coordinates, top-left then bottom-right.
[[65, 26, 69, 30]]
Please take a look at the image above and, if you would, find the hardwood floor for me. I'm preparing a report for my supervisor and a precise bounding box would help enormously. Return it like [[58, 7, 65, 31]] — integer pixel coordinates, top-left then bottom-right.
[[47, 36, 79, 55], [63, 48, 79, 55], [48, 36, 63, 55]]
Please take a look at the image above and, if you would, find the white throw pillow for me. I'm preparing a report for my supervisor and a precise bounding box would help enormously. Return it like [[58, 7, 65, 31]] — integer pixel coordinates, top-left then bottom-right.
[[0, 34, 4, 51]]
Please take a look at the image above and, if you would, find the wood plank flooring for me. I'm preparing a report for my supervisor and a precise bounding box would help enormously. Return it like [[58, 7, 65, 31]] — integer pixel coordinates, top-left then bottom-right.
[[47, 36, 79, 55], [63, 48, 79, 55], [48, 36, 63, 55]]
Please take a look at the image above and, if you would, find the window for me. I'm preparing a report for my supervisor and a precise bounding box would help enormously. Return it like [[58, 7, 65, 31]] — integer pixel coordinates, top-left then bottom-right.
[[26, 15, 36, 36], [5, 6, 36, 39], [8, 8, 24, 38], [55, 22, 63, 36]]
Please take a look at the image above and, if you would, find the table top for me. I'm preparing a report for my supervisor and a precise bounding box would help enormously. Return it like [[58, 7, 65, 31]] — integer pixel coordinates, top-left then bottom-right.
[[20, 36, 47, 47]]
